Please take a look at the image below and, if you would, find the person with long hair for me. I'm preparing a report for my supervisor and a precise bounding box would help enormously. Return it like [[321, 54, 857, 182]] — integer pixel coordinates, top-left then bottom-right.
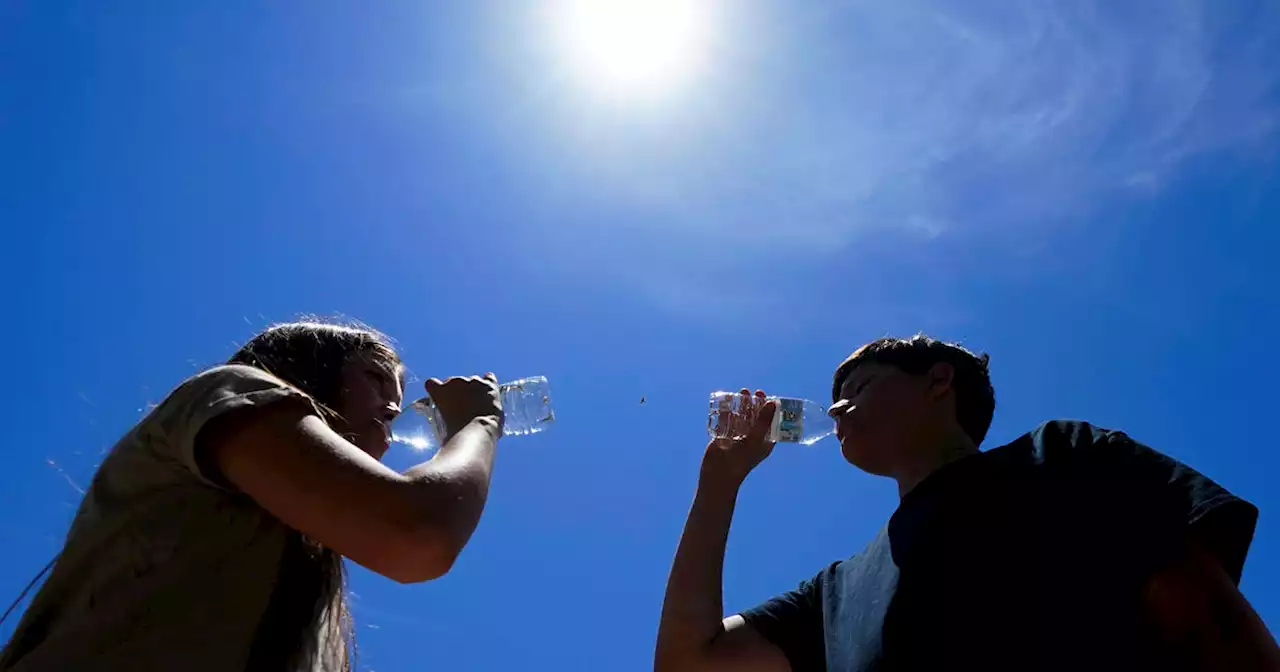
[[1, 320, 504, 671]]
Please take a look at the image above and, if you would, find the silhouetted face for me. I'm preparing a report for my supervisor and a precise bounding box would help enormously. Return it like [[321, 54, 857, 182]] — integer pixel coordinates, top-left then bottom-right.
[[828, 362, 939, 475], [335, 350, 404, 460]]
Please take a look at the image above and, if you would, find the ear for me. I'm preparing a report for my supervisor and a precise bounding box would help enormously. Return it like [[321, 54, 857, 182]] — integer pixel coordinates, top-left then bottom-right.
[[926, 362, 955, 399]]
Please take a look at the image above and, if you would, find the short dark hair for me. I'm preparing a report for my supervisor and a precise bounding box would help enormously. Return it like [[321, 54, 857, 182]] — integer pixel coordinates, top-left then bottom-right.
[[833, 334, 995, 446]]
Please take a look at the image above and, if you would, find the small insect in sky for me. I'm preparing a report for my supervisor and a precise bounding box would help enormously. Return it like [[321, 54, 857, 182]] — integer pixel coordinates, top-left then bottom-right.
[[640, 396, 647, 405]]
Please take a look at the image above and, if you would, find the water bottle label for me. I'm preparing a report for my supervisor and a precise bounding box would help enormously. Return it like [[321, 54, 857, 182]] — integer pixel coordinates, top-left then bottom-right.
[[774, 398, 805, 443]]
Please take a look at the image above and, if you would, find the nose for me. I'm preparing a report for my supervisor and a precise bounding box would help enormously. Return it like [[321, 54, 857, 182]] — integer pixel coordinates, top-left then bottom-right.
[[377, 406, 399, 435], [830, 402, 855, 437]]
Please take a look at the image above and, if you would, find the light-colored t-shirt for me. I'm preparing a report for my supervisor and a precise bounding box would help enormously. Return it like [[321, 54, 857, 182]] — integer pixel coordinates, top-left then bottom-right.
[[0, 365, 344, 672]]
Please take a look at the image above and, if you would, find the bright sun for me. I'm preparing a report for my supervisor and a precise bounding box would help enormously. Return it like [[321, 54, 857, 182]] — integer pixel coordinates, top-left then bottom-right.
[[551, 0, 715, 101]]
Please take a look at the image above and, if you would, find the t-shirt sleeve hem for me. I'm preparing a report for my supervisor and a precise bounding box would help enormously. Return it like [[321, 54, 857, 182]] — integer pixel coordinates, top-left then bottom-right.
[[182, 386, 317, 489], [736, 565, 831, 672], [1186, 493, 1259, 585], [738, 611, 822, 672], [148, 365, 324, 491], [1089, 424, 1260, 585], [737, 608, 780, 637]]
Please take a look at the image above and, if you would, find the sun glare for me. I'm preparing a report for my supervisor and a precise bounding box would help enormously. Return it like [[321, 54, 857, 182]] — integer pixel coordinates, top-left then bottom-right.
[[551, 0, 714, 101]]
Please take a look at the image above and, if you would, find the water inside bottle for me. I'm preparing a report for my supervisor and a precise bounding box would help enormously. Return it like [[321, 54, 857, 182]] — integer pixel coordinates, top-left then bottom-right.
[[706, 391, 834, 445], [708, 391, 761, 442], [390, 376, 554, 451], [391, 399, 439, 451], [501, 376, 555, 436]]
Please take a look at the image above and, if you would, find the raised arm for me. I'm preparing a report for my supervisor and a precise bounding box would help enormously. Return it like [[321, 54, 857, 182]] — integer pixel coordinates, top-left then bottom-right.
[[200, 375, 502, 584], [654, 475, 793, 672], [656, 391, 793, 672]]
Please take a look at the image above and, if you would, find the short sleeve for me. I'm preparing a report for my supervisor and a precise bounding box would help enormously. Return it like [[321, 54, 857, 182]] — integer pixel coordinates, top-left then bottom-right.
[[1036, 420, 1259, 585], [142, 364, 321, 488], [1104, 428, 1257, 584], [739, 568, 828, 672]]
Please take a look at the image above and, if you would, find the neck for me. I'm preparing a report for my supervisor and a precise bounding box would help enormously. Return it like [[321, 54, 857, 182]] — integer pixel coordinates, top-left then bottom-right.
[[893, 430, 980, 498]]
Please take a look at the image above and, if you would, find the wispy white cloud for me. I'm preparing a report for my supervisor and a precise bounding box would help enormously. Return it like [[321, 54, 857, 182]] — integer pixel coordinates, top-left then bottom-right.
[[482, 0, 1279, 317], [540, 0, 1279, 247]]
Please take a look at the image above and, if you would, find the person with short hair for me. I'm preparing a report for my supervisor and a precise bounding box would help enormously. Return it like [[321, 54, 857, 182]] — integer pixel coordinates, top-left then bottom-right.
[[656, 335, 1277, 672]]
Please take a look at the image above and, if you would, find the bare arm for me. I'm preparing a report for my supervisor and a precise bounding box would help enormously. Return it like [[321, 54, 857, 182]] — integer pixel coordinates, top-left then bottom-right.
[[655, 476, 792, 672], [202, 399, 499, 584], [655, 391, 791, 672], [1143, 544, 1280, 671]]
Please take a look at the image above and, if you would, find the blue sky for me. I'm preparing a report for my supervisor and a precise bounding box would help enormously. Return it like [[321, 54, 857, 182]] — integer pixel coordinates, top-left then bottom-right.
[[2, 1, 1278, 669]]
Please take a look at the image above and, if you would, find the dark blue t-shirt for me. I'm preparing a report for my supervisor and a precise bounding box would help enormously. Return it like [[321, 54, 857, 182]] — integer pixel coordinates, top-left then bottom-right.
[[740, 420, 1258, 672]]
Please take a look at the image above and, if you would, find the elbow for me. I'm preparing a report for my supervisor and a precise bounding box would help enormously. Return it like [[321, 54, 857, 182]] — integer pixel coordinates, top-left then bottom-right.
[[376, 527, 465, 584], [654, 642, 704, 672], [654, 655, 698, 672], [371, 471, 489, 583], [386, 556, 457, 585], [372, 499, 476, 584], [402, 529, 465, 582]]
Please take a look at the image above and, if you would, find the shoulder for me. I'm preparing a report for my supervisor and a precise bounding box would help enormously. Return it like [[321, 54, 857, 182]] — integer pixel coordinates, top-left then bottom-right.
[[1017, 418, 1125, 450], [981, 419, 1187, 494], [147, 364, 317, 426], [170, 364, 301, 398], [990, 420, 1259, 582], [985, 419, 1153, 466], [126, 365, 321, 489], [825, 526, 895, 590], [1026, 418, 1117, 443]]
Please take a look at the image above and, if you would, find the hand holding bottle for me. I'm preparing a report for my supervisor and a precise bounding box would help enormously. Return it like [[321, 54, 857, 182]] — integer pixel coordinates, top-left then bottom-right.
[[701, 389, 777, 487], [393, 376, 554, 452], [424, 374, 504, 444]]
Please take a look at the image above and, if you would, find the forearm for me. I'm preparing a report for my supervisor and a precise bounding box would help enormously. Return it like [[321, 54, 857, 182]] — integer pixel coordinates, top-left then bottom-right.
[[1145, 547, 1280, 671], [656, 476, 742, 670], [404, 417, 500, 550]]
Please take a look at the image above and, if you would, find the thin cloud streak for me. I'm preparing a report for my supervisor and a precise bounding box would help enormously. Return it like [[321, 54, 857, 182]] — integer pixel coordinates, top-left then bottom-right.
[[480, 0, 1279, 317], [564, 0, 1279, 246]]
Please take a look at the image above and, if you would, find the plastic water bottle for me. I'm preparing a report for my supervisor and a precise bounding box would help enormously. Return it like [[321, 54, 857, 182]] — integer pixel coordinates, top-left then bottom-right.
[[707, 391, 834, 445], [392, 376, 554, 451]]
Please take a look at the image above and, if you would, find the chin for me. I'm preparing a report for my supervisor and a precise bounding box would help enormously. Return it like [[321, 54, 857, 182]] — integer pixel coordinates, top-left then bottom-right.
[[355, 435, 390, 461], [839, 440, 865, 466], [840, 440, 891, 476]]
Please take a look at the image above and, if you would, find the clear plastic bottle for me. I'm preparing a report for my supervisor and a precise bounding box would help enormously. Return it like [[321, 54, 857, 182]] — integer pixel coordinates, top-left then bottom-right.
[[392, 376, 554, 451], [707, 391, 834, 445]]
